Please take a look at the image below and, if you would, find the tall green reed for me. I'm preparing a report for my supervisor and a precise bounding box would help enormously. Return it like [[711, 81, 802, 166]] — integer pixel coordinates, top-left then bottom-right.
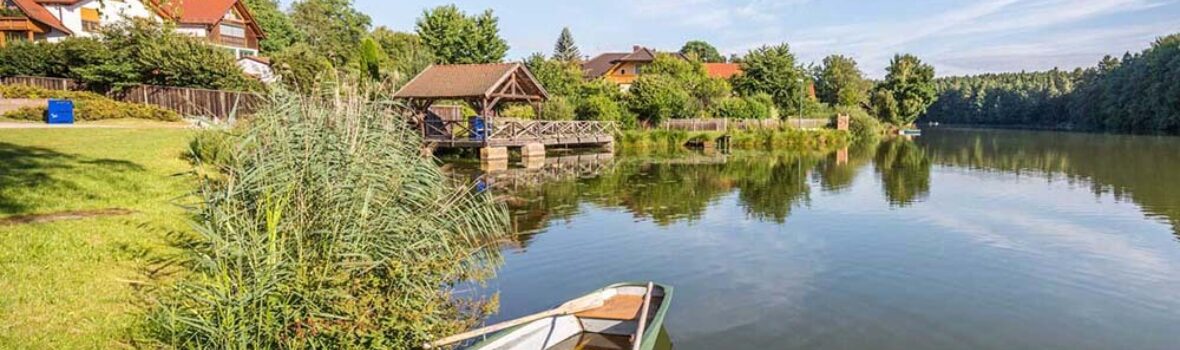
[[143, 84, 510, 349]]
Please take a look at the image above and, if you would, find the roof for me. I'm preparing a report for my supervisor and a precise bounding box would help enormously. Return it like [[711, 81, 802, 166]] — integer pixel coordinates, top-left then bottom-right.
[[10, 0, 72, 34], [704, 63, 742, 79], [147, 0, 265, 37], [582, 53, 628, 78], [616, 47, 657, 62], [394, 63, 550, 101]]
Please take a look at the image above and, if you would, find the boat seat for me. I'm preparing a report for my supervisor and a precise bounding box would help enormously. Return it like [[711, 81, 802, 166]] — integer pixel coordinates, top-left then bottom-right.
[[575, 295, 644, 321]]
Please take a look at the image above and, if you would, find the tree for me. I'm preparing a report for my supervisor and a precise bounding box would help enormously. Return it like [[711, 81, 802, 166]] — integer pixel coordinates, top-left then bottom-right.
[[243, 0, 300, 53], [816, 54, 870, 107], [98, 19, 255, 91], [523, 53, 583, 97], [873, 54, 936, 126], [552, 27, 581, 62], [732, 44, 808, 116], [416, 5, 508, 64], [628, 75, 695, 125], [357, 36, 385, 80], [680, 40, 725, 63], [290, 0, 371, 66], [370, 28, 434, 83], [272, 43, 335, 94]]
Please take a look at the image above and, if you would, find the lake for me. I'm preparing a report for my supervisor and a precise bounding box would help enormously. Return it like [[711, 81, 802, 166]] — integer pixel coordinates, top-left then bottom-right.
[[456, 128, 1180, 350]]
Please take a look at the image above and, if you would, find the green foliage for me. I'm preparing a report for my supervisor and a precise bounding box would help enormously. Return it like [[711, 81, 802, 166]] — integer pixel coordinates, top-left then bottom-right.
[[500, 103, 536, 119], [0, 27, 254, 93], [416, 5, 508, 64], [924, 69, 1080, 126], [0, 84, 179, 121], [816, 54, 871, 107], [874, 54, 936, 127], [272, 43, 336, 94], [142, 87, 510, 349], [732, 44, 808, 116], [680, 40, 725, 63], [524, 53, 583, 97], [539, 96, 576, 120], [552, 27, 581, 62], [290, 0, 372, 66], [627, 54, 731, 123], [370, 27, 434, 84], [710, 94, 773, 120], [243, 0, 301, 53], [835, 105, 881, 140], [923, 33, 1180, 134], [577, 95, 625, 123], [627, 74, 695, 125], [357, 36, 385, 80]]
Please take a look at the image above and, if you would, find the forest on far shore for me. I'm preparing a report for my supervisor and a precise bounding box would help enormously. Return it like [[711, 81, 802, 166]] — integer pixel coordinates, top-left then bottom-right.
[[921, 34, 1180, 134]]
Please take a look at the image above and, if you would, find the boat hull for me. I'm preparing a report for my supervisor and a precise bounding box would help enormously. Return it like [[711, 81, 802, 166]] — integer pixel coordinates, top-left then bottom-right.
[[466, 282, 674, 350]]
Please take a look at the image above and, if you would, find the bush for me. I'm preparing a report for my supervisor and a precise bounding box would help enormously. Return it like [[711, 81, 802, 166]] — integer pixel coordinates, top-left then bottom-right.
[[539, 96, 576, 120], [0, 84, 180, 121], [834, 105, 882, 140], [143, 87, 510, 349], [628, 75, 695, 125], [576, 95, 621, 121], [711, 95, 773, 120], [499, 103, 536, 119]]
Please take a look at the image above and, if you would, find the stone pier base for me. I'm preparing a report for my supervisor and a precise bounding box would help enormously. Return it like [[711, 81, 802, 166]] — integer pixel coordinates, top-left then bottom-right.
[[480, 147, 508, 161], [521, 143, 546, 158]]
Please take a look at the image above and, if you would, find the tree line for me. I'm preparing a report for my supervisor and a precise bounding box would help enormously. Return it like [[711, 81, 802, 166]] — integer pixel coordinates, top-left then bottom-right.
[[922, 33, 1180, 134]]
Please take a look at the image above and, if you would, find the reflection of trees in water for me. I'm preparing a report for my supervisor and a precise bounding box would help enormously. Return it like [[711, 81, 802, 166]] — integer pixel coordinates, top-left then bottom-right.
[[816, 141, 878, 193], [874, 138, 932, 207], [728, 153, 818, 223], [920, 128, 1180, 237]]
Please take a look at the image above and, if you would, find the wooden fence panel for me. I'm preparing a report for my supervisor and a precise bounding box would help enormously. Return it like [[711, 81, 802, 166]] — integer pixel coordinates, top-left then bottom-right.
[[115, 85, 264, 120], [0, 76, 77, 91]]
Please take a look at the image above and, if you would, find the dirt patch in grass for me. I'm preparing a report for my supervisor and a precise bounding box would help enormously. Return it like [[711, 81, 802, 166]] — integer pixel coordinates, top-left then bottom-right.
[[0, 208, 134, 226]]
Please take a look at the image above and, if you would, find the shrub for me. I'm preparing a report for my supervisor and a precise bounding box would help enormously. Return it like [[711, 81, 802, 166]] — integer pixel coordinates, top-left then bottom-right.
[[576, 95, 621, 121], [833, 105, 882, 140], [0, 41, 56, 77], [628, 75, 695, 125], [539, 96, 576, 120], [710, 95, 773, 120], [0, 84, 180, 121], [272, 43, 336, 94], [142, 87, 510, 349], [499, 103, 536, 119]]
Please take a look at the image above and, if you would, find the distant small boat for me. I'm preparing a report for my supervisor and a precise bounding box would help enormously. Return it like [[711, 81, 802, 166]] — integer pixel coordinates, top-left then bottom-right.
[[900, 129, 923, 136], [435, 282, 673, 350]]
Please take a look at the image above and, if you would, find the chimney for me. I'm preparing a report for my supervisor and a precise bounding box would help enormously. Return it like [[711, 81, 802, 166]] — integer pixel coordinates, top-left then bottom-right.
[[633, 45, 642, 52]]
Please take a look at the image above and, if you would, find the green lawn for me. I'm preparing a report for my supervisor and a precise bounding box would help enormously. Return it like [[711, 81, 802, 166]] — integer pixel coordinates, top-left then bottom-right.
[[0, 127, 193, 349]]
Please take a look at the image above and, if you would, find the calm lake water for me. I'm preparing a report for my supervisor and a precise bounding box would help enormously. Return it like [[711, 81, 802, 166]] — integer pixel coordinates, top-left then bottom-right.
[[456, 128, 1180, 350]]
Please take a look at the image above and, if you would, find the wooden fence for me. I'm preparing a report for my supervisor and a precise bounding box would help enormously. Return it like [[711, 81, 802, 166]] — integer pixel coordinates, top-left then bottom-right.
[[0, 76, 76, 91], [116, 85, 263, 120], [0, 76, 262, 120], [659, 118, 830, 131]]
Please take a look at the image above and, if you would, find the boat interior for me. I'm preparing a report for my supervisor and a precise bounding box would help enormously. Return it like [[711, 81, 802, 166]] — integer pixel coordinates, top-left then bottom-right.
[[473, 285, 666, 350]]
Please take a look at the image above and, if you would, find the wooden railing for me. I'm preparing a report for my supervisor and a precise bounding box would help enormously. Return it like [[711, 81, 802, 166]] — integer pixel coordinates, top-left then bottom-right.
[[422, 119, 617, 144]]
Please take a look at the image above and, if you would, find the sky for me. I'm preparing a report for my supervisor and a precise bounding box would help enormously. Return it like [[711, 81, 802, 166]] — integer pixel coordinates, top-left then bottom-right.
[[277, 0, 1180, 77]]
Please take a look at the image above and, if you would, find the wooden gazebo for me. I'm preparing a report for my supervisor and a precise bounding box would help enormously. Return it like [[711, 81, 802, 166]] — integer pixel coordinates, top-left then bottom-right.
[[393, 63, 550, 120], [393, 63, 615, 158]]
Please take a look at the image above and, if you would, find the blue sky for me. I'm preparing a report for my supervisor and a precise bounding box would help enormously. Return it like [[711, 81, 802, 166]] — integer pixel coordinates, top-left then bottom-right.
[[278, 0, 1180, 77]]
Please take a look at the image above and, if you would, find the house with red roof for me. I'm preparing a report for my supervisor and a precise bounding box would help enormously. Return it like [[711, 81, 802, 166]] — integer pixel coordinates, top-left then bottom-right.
[[582, 46, 742, 90], [1, 0, 265, 59]]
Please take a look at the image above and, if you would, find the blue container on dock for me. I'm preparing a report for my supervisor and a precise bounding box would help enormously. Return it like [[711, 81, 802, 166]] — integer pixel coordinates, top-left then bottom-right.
[[470, 115, 487, 141], [47, 99, 74, 124]]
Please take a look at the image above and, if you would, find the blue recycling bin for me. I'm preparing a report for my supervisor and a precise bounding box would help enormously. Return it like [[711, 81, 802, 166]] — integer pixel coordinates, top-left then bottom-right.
[[469, 116, 487, 141], [47, 99, 74, 124]]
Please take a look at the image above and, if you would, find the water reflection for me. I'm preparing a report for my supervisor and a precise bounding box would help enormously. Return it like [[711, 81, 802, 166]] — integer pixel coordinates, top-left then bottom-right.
[[453, 128, 1180, 350]]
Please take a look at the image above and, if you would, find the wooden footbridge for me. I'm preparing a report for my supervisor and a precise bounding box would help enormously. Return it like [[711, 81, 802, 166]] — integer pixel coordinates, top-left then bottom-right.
[[394, 63, 616, 158]]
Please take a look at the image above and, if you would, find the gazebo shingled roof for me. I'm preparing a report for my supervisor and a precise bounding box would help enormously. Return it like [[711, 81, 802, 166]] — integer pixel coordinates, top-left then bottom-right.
[[393, 63, 550, 119]]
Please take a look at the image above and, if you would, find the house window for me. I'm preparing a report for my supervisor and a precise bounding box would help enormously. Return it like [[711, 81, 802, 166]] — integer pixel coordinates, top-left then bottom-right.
[[219, 23, 246, 47], [81, 8, 101, 32]]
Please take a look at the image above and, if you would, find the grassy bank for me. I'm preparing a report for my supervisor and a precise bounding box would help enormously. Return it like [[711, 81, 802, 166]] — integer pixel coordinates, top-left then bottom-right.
[[617, 128, 850, 153], [0, 127, 193, 348]]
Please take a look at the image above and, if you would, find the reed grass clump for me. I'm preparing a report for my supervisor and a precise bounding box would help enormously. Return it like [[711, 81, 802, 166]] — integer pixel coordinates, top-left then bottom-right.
[[142, 87, 511, 349]]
